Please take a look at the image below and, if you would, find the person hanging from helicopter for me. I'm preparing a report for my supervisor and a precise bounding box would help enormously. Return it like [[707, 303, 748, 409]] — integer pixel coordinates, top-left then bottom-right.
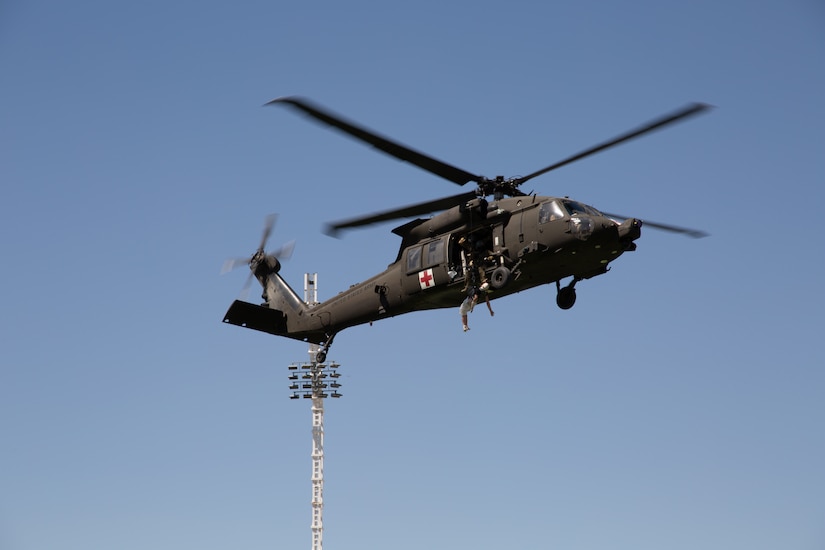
[[480, 286, 494, 317], [459, 285, 494, 332]]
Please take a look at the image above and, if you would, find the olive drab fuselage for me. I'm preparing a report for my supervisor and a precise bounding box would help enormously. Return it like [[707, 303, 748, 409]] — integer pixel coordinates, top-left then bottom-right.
[[223, 194, 642, 347]]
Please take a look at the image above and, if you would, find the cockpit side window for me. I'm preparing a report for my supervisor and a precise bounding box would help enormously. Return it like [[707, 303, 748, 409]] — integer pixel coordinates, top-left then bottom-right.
[[406, 245, 422, 273], [539, 200, 566, 224]]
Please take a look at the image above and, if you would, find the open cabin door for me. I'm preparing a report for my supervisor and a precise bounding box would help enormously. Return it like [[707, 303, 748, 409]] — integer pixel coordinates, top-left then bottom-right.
[[448, 226, 501, 288]]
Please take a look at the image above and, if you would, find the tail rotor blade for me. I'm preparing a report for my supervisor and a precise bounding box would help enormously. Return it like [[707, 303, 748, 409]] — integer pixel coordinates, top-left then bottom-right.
[[239, 271, 255, 301], [271, 239, 296, 261], [258, 213, 278, 252], [221, 256, 251, 275]]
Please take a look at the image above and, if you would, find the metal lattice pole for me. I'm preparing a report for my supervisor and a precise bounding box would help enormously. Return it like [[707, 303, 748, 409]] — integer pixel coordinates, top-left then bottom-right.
[[310, 367, 324, 550], [305, 274, 322, 550], [287, 274, 341, 550]]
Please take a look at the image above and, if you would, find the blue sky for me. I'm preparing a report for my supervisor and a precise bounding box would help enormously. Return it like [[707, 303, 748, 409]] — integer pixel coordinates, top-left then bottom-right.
[[2, 1, 824, 549]]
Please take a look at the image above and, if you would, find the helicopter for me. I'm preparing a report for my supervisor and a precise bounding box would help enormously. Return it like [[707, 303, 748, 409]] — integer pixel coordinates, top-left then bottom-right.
[[223, 97, 710, 362]]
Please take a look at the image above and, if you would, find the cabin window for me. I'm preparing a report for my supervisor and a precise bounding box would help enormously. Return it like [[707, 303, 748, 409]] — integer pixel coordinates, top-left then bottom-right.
[[407, 246, 422, 273], [539, 200, 565, 224], [425, 239, 445, 267]]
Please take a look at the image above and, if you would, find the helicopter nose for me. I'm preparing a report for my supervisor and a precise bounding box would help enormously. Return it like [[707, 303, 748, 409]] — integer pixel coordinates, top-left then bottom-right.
[[617, 218, 643, 243]]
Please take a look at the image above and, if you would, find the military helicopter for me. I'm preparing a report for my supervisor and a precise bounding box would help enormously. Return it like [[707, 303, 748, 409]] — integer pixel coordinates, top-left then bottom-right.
[[223, 97, 709, 361]]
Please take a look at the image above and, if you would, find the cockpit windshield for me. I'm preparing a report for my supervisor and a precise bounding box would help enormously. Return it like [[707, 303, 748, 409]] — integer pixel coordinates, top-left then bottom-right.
[[539, 199, 604, 224], [561, 199, 602, 217]]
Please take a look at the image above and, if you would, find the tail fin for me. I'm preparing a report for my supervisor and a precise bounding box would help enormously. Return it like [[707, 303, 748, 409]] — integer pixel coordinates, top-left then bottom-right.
[[263, 272, 308, 316]]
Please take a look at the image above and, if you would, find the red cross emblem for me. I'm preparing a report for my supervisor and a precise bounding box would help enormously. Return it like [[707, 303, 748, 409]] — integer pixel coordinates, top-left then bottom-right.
[[418, 268, 435, 290]]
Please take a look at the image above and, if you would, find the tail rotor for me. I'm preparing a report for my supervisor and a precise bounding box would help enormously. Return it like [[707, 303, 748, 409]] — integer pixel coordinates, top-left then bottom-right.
[[221, 214, 295, 300]]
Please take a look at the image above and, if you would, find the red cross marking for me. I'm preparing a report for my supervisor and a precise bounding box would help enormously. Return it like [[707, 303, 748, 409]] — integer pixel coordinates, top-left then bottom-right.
[[419, 269, 434, 289]]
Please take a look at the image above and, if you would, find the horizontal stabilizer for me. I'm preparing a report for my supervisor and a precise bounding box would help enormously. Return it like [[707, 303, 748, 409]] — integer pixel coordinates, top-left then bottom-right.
[[223, 300, 288, 336]]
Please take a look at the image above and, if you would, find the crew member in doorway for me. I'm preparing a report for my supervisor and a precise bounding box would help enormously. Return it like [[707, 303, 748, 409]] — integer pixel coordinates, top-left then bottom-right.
[[459, 235, 490, 292]]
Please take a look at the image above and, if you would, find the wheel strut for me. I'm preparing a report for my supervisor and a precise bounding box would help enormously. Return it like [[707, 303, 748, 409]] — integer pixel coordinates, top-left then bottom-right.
[[315, 332, 337, 364]]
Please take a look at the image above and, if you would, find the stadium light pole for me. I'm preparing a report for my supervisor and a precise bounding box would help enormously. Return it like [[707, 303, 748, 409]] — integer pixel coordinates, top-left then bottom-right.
[[287, 274, 341, 550]]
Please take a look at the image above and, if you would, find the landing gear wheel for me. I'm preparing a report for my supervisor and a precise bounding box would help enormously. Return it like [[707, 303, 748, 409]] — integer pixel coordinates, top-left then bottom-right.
[[490, 266, 511, 290], [315, 350, 327, 364], [555, 277, 580, 310], [556, 287, 576, 310]]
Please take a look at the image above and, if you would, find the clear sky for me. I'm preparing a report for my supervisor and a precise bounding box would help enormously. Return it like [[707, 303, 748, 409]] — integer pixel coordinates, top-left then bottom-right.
[[2, 1, 824, 549]]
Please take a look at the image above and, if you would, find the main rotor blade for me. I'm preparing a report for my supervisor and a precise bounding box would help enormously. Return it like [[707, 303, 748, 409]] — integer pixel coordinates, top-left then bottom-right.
[[268, 96, 483, 186], [602, 211, 709, 238], [325, 191, 478, 236], [516, 103, 711, 185]]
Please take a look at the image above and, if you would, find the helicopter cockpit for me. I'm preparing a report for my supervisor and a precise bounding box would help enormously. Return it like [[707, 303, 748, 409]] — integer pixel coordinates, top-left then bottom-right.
[[539, 199, 604, 241], [538, 199, 603, 224]]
